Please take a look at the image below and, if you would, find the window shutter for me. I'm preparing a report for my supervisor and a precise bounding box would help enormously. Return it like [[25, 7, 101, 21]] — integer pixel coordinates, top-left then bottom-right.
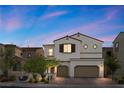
[[59, 44, 63, 53], [71, 44, 75, 52]]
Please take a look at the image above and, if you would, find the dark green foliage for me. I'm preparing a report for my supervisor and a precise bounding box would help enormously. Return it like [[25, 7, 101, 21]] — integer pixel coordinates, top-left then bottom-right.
[[46, 58, 59, 68], [9, 75, 16, 81], [105, 55, 120, 80], [23, 56, 47, 75], [118, 79, 124, 84], [23, 57, 59, 76]]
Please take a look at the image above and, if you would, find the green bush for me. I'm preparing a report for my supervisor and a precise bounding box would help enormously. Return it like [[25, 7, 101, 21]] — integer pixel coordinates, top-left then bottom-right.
[[0, 75, 8, 82], [28, 78, 35, 83], [118, 79, 124, 84], [44, 79, 49, 84], [9, 75, 16, 81]]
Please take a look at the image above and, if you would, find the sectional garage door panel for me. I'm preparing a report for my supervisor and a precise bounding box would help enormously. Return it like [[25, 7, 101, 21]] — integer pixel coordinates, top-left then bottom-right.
[[57, 66, 69, 77], [74, 66, 99, 78]]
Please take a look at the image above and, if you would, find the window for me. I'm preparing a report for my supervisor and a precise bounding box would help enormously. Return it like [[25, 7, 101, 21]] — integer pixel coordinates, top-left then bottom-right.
[[59, 44, 75, 53], [115, 42, 119, 52], [48, 48, 53, 56], [115, 42, 119, 48], [84, 44, 88, 49], [27, 53, 31, 58], [64, 44, 71, 53], [93, 44, 97, 49], [13, 62, 21, 71], [106, 51, 112, 57]]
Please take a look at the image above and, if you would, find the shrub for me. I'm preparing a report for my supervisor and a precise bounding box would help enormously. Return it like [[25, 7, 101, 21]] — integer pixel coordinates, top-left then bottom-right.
[[118, 79, 124, 84], [9, 75, 16, 81], [28, 78, 35, 83], [44, 79, 49, 84], [0, 75, 8, 82]]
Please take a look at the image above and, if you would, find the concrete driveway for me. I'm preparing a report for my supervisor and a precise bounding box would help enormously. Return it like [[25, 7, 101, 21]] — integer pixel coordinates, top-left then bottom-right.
[[50, 77, 119, 87]]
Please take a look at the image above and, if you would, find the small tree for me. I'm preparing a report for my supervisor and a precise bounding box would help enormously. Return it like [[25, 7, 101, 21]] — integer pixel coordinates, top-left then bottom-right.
[[23, 56, 47, 76], [23, 57, 59, 77], [46, 58, 59, 68], [2, 47, 16, 77], [105, 55, 120, 80]]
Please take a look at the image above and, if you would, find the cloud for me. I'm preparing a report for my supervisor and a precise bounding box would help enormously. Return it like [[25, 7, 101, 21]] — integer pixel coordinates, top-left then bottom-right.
[[98, 35, 116, 42], [5, 18, 22, 32], [41, 11, 68, 20]]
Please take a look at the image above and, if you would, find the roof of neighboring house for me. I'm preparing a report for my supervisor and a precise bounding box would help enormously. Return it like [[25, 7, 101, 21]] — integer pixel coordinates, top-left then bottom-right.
[[54, 35, 82, 42], [21, 47, 43, 50], [70, 32, 104, 42], [0, 43, 4, 45], [113, 32, 124, 43], [4, 44, 21, 49], [103, 47, 113, 49], [43, 44, 55, 46]]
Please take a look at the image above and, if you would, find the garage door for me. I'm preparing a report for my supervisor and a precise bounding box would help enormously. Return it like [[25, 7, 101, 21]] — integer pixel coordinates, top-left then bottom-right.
[[74, 66, 99, 78], [57, 65, 69, 77]]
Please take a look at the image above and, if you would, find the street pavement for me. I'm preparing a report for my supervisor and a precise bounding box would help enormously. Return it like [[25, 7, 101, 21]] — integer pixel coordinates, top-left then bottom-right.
[[0, 78, 124, 88]]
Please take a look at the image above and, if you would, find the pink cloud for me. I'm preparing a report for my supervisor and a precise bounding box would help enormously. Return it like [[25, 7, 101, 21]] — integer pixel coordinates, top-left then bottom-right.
[[104, 9, 118, 22], [6, 18, 22, 32], [98, 35, 116, 42], [41, 11, 68, 20]]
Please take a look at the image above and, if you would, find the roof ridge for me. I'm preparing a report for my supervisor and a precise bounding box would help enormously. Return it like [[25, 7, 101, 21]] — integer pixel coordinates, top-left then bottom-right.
[[54, 35, 82, 42], [70, 32, 104, 42]]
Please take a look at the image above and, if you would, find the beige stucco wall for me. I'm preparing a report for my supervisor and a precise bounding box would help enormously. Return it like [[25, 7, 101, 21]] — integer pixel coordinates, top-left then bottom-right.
[[54, 37, 81, 61], [113, 32, 124, 76], [80, 53, 102, 58], [15, 47, 22, 58], [71, 34, 103, 58]]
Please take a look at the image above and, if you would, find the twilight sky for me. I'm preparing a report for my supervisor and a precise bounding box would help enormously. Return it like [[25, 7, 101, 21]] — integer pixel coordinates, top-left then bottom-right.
[[0, 5, 124, 47]]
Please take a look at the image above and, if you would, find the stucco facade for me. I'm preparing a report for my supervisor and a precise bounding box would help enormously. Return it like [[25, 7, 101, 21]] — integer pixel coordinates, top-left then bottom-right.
[[44, 32, 104, 78], [113, 32, 124, 77]]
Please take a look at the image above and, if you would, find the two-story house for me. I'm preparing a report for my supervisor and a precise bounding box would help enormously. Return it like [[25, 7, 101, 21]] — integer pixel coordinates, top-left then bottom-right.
[[43, 32, 104, 78], [113, 32, 124, 77]]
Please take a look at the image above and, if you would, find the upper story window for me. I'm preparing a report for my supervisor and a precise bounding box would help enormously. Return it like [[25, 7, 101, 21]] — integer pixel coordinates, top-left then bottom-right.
[[115, 42, 119, 52], [64, 44, 71, 53], [27, 53, 31, 58], [59, 44, 75, 53], [93, 44, 97, 49], [48, 48, 53, 56], [84, 44, 88, 49], [115, 42, 119, 48]]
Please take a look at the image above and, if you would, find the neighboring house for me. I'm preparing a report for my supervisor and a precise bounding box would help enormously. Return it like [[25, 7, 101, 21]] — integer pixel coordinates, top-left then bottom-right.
[[0, 43, 5, 75], [21, 47, 44, 60], [0, 44, 44, 76], [43, 32, 104, 78], [4, 44, 23, 76], [113, 32, 124, 77], [102, 47, 113, 77]]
